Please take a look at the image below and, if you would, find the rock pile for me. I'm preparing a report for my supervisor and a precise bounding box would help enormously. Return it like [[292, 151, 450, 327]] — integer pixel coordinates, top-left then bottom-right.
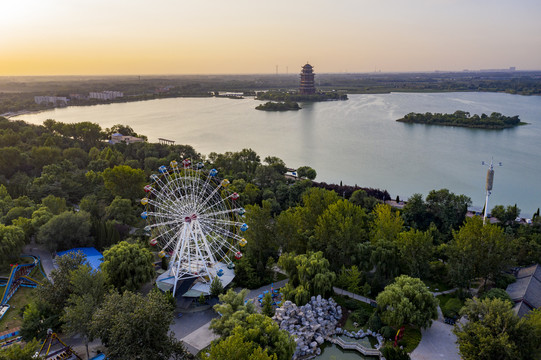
[[273, 295, 342, 358]]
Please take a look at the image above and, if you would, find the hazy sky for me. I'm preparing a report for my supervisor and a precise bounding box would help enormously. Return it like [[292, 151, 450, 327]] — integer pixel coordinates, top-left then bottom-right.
[[2, 0, 540, 75]]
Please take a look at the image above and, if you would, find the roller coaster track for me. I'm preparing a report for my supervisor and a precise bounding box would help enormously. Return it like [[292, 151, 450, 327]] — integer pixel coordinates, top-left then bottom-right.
[[0, 255, 41, 320]]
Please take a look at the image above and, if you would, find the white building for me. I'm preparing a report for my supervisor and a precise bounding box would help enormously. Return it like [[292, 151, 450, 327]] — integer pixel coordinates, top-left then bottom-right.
[[109, 133, 144, 145], [89, 91, 124, 100], [34, 96, 69, 105]]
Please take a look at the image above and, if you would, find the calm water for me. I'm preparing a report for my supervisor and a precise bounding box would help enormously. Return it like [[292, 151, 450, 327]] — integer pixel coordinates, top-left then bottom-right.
[[14, 92, 541, 215]]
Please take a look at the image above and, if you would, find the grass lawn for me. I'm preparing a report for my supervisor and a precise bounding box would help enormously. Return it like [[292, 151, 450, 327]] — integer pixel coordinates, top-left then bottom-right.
[[0, 286, 37, 330]]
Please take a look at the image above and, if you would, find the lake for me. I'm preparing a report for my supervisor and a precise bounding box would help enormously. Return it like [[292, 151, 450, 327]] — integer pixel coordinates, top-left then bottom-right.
[[13, 92, 541, 216]]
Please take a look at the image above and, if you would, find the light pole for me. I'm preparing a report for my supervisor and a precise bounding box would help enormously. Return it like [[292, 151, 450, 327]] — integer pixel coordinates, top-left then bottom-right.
[[481, 158, 502, 224]]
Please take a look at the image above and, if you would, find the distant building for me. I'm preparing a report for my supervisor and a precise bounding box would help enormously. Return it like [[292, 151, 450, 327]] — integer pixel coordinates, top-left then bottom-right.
[[506, 264, 541, 317], [109, 132, 144, 145], [299, 63, 316, 95], [34, 96, 68, 106], [89, 91, 124, 100]]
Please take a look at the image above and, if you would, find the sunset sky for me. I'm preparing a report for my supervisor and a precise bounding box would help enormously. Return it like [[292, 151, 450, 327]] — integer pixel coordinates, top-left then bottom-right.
[[2, 0, 540, 75]]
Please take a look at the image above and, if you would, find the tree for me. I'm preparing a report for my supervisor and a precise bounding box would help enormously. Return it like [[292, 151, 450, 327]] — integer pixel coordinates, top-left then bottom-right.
[[91, 290, 190, 360], [376, 275, 438, 329], [105, 196, 137, 225], [30, 160, 86, 202], [232, 313, 295, 360], [401, 193, 431, 230], [261, 292, 274, 317], [371, 203, 404, 243], [336, 265, 364, 294], [243, 200, 279, 282], [447, 216, 512, 288], [61, 264, 107, 358], [278, 251, 336, 305], [491, 204, 520, 226], [396, 229, 433, 278], [312, 199, 369, 270], [36, 210, 93, 251], [101, 241, 154, 292], [425, 189, 471, 238], [296, 166, 317, 180], [210, 275, 224, 297], [205, 331, 277, 360], [37, 251, 87, 313], [0, 224, 25, 266], [454, 297, 540, 360], [0, 338, 40, 360], [40, 194, 67, 215], [102, 165, 146, 200], [210, 289, 256, 337]]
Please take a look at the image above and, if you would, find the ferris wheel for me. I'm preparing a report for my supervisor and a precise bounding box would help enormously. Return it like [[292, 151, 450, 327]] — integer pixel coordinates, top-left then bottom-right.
[[140, 158, 247, 296]]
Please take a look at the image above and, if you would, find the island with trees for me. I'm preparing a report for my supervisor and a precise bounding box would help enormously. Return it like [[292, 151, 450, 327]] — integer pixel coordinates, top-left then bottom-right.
[[397, 110, 525, 129], [1, 115, 541, 359], [255, 101, 301, 111], [256, 90, 348, 102]]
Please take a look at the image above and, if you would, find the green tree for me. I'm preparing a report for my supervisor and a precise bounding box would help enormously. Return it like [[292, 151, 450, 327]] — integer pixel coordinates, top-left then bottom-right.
[[30, 160, 86, 202], [0, 224, 25, 266], [40, 194, 67, 215], [0, 338, 40, 360], [278, 251, 336, 305], [61, 264, 107, 358], [102, 165, 146, 200], [336, 265, 364, 294], [205, 331, 277, 360], [425, 189, 471, 238], [312, 199, 369, 270], [233, 313, 295, 360], [296, 166, 317, 180], [396, 229, 433, 278], [454, 297, 540, 360], [242, 200, 279, 285], [91, 290, 190, 360], [447, 216, 512, 288], [261, 292, 274, 317], [370, 204, 404, 243], [376, 275, 438, 329], [101, 241, 154, 292], [211, 289, 256, 337], [105, 196, 137, 225], [36, 210, 93, 251], [401, 193, 431, 230], [491, 204, 520, 227], [210, 275, 224, 297]]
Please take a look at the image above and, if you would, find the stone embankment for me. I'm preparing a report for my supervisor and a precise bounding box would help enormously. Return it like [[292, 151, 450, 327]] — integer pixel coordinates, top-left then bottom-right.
[[273, 295, 342, 358]]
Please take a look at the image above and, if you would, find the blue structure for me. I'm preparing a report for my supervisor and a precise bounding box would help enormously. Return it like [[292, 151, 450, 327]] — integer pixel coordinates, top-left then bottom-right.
[[56, 247, 103, 272]]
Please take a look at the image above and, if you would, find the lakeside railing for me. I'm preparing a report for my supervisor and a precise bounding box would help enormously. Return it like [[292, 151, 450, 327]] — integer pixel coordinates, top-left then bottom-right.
[[328, 336, 382, 358]]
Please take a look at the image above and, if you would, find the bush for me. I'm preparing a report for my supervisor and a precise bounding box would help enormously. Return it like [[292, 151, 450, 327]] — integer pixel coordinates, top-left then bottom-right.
[[481, 288, 513, 305], [380, 325, 395, 339], [350, 307, 371, 325], [493, 273, 516, 289], [381, 345, 411, 360], [366, 312, 383, 332], [441, 297, 462, 319]]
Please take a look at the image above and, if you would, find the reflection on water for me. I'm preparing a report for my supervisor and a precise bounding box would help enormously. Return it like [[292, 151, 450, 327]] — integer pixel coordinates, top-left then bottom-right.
[[13, 92, 541, 215]]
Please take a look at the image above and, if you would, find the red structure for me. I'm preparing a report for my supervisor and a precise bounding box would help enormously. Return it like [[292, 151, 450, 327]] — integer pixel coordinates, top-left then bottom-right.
[[299, 63, 316, 95]]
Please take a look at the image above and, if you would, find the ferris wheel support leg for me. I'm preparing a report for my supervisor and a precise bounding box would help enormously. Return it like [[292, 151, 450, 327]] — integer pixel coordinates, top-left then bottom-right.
[[171, 225, 189, 296]]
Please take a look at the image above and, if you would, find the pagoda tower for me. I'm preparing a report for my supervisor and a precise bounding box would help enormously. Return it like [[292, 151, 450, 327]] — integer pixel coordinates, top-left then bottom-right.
[[299, 63, 316, 95]]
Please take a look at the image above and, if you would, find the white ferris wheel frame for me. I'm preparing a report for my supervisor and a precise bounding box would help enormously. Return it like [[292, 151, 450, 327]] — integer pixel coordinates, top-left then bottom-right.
[[141, 160, 246, 296]]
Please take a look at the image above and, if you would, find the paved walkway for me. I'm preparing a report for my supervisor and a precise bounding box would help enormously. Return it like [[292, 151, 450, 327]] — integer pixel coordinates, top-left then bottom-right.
[[410, 307, 461, 360]]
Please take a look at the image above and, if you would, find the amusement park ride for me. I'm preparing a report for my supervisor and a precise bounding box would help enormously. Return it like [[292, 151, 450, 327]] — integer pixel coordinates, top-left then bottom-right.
[[141, 158, 248, 297]]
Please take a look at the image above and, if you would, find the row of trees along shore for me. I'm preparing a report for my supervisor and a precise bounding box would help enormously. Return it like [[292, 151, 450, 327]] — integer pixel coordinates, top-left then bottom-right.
[[1, 116, 541, 359], [397, 110, 523, 129]]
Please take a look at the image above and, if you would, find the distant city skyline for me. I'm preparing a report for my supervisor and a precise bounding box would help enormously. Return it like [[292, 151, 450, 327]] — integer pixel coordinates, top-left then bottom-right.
[[1, 0, 540, 76]]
